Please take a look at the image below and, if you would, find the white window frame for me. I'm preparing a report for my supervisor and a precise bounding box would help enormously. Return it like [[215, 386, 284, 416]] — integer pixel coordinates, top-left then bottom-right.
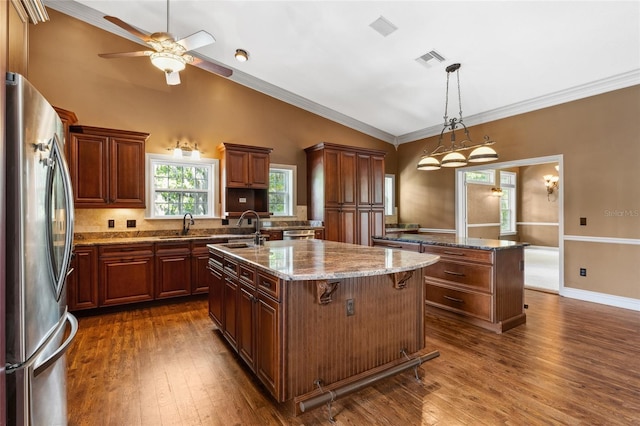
[[384, 174, 395, 216], [500, 171, 517, 235], [269, 164, 297, 217], [465, 169, 496, 184], [145, 153, 219, 219]]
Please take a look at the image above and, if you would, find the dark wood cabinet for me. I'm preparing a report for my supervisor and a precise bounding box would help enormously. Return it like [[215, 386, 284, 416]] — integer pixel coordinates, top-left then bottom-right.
[[306, 142, 386, 245], [261, 229, 283, 241], [222, 257, 239, 349], [53, 107, 78, 161], [69, 125, 148, 208], [192, 240, 215, 294], [208, 251, 224, 327], [154, 242, 191, 299], [98, 244, 154, 306], [67, 245, 98, 311], [219, 143, 272, 217]]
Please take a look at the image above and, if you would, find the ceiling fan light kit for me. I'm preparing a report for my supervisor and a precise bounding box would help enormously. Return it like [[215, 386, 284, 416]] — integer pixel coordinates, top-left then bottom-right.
[[98, 0, 232, 85], [417, 63, 498, 171]]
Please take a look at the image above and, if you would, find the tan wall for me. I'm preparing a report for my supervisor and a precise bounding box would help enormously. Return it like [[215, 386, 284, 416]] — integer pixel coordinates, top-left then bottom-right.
[[398, 86, 640, 299], [518, 163, 559, 246], [467, 182, 500, 239], [27, 9, 397, 232]]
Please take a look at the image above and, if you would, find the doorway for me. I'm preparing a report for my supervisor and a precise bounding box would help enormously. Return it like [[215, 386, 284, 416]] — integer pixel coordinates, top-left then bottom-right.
[[455, 155, 563, 292]]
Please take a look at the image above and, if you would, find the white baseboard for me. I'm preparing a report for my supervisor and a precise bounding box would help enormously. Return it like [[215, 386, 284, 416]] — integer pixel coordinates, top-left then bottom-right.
[[560, 287, 640, 312]]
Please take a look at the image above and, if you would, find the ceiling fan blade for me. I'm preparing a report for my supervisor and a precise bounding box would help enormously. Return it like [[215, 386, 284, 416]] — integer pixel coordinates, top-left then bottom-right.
[[176, 30, 215, 51], [190, 57, 233, 78], [166, 71, 181, 86], [98, 51, 153, 59], [104, 16, 152, 43]]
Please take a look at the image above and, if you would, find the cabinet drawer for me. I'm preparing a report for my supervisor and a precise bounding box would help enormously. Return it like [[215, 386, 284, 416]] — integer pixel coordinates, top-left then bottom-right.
[[224, 258, 238, 276], [239, 264, 255, 286], [209, 251, 223, 270], [155, 242, 190, 255], [424, 260, 493, 292], [99, 244, 154, 258], [257, 272, 280, 300], [422, 245, 494, 264], [425, 283, 492, 322], [371, 239, 421, 252]]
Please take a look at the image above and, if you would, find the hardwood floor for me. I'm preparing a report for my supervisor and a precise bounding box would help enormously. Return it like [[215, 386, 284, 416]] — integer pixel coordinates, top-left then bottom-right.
[[66, 291, 640, 425]]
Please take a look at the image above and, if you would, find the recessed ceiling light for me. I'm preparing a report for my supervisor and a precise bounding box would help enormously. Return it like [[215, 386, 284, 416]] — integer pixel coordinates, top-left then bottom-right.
[[235, 49, 249, 62]]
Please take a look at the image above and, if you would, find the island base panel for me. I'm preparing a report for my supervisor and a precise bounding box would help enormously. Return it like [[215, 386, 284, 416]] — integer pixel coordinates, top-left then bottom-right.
[[284, 270, 426, 403]]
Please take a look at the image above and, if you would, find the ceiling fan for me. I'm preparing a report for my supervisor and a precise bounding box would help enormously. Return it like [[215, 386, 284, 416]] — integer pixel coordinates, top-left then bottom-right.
[[98, 0, 232, 85]]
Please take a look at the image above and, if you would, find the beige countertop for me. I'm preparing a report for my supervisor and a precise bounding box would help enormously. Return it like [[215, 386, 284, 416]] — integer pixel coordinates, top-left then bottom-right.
[[372, 233, 528, 250], [73, 233, 252, 246], [208, 239, 440, 281]]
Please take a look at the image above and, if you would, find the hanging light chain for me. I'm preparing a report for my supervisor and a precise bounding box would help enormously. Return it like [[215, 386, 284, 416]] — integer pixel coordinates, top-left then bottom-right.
[[455, 67, 463, 121], [443, 70, 451, 126]]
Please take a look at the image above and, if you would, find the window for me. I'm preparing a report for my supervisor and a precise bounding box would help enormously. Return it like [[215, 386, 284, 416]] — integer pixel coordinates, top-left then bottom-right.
[[500, 171, 517, 234], [465, 169, 495, 184], [269, 164, 296, 216], [384, 174, 395, 216], [146, 154, 218, 218]]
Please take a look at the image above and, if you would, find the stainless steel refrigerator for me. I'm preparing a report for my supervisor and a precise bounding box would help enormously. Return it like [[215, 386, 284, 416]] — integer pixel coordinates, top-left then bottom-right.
[[4, 72, 78, 425]]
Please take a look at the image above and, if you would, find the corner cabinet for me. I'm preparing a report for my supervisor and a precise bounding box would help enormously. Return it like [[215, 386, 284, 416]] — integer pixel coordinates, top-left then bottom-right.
[[219, 143, 272, 218], [69, 125, 149, 208], [306, 142, 386, 245]]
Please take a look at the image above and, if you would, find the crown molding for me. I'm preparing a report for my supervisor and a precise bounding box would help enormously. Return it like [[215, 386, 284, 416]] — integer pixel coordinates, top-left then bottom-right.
[[396, 69, 640, 144]]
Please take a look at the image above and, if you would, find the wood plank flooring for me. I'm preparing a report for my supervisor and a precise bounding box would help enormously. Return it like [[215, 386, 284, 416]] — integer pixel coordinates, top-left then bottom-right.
[[66, 291, 640, 425]]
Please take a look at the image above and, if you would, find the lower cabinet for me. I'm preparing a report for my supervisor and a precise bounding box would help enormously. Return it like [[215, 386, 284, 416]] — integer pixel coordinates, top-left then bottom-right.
[[208, 248, 282, 399], [192, 241, 215, 294], [68, 245, 98, 311], [155, 242, 192, 299], [99, 244, 154, 306]]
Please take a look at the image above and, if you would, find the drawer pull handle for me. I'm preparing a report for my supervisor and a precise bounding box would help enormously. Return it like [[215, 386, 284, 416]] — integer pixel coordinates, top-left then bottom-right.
[[443, 251, 466, 256], [386, 244, 404, 248], [444, 270, 465, 277], [261, 281, 272, 288], [444, 295, 464, 303], [241, 271, 250, 277]]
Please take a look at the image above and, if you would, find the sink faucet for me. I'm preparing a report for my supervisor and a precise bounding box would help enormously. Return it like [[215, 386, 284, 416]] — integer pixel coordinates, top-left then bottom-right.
[[182, 213, 194, 235], [237, 210, 263, 245]]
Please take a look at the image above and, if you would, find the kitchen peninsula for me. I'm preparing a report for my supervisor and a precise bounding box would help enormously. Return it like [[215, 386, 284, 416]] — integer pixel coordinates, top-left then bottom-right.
[[207, 239, 440, 415], [373, 234, 527, 333]]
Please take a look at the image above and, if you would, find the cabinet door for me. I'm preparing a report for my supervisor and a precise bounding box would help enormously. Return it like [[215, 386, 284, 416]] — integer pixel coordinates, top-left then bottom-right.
[[371, 155, 385, 207], [248, 152, 270, 188], [67, 246, 98, 311], [341, 208, 358, 244], [110, 137, 145, 207], [99, 256, 154, 306], [155, 244, 191, 299], [226, 150, 250, 187], [357, 153, 372, 206], [192, 247, 212, 294], [223, 276, 238, 349], [256, 293, 281, 399], [238, 283, 256, 369], [70, 132, 109, 206], [208, 265, 223, 327], [340, 151, 357, 206]]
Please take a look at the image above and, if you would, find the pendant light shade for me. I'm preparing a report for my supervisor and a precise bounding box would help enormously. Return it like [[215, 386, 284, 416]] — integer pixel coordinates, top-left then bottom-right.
[[441, 151, 468, 167], [417, 155, 441, 171], [468, 145, 499, 163]]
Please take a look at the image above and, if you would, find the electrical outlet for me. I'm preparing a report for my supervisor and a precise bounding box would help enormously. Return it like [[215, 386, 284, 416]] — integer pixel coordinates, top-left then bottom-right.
[[346, 299, 355, 316], [108, 219, 115, 228], [580, 268, 587, 277], [126, 219, 136, 228], [580, 217, 587, 226]]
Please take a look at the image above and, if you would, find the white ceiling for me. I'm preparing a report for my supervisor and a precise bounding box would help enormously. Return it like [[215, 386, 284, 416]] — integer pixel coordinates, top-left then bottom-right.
[[45, 1, 640, 145]]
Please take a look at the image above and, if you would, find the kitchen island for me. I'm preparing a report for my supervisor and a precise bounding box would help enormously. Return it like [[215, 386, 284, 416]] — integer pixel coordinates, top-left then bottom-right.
[[373, 234, 527, 333], [207, 239, 440, 415]]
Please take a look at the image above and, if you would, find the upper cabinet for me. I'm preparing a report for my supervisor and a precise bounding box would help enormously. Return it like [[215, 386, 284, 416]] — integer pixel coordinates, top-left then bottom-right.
[[69, 125, 149, 208], [219, 143, 273, 218]]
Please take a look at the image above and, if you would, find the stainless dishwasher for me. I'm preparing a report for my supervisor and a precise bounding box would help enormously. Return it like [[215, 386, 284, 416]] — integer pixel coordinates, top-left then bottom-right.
[[282, 229, 316, 240]]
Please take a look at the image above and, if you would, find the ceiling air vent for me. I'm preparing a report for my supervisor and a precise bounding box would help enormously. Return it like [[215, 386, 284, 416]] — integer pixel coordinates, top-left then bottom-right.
[[369, 16, 398, 37], [416, 50, 446, 68]]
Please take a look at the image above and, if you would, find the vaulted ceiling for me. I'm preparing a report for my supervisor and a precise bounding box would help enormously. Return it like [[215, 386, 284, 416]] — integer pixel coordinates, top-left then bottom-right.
[[46, 1, 640, 145]]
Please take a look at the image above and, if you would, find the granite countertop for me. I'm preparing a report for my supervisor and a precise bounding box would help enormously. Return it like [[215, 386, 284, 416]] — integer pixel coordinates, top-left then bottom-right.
[[208, 239, 440, 281], [260, 225, 325, 231], [372, 233, 528, 251], [73, 231, 254, 246]]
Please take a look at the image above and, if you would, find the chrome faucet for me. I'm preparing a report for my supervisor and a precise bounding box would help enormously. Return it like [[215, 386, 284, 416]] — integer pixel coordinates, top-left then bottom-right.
[[237, 210, 263, 245], [182, 213, 194, 235]]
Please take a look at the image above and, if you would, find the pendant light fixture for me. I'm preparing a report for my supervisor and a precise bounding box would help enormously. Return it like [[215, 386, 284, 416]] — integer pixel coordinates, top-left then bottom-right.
[[417, 63, 498, 171]]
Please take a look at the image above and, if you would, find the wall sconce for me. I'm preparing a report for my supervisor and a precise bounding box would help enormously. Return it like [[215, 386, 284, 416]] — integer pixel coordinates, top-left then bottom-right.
[[171, 140, 201, 159], [491, 187, 503, 197], [543, 174, 559, 200]]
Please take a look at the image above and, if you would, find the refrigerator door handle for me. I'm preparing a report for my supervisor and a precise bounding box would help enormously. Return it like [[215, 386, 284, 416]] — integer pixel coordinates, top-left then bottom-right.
[[33, 312, 78, 378]]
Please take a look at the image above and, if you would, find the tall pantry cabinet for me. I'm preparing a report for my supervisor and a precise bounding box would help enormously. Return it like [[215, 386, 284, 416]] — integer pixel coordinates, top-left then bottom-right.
[[306, 142, 386, 245]]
